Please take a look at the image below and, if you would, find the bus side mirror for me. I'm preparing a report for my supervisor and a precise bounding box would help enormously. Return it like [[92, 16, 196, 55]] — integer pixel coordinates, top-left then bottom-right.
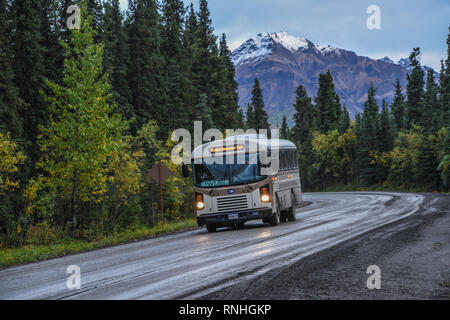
[[181, 164, 190, 178]]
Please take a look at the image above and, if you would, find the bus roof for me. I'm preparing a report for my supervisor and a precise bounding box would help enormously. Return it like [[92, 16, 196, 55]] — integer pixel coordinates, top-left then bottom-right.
[[191, 134, 296, 160]]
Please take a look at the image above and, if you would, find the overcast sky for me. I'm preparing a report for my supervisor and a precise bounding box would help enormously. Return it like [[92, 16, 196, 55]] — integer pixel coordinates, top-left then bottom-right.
[[119, 0, 449, 70]]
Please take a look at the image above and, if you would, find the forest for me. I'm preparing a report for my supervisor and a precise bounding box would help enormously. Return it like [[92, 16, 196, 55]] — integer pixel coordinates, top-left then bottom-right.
[[0, 0, 449, 258]]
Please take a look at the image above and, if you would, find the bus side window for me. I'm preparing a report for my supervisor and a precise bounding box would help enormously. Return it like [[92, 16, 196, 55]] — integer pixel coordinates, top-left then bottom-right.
[[289, 151, 294, 170], [294, 151, 298, 169], [286, 150, 290, 170], [281, 150, 286, 171], [279, 150, 284, 171]]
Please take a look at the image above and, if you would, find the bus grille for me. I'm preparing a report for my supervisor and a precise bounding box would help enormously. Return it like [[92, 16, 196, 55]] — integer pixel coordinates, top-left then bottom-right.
[[216, 195, 249, 212]]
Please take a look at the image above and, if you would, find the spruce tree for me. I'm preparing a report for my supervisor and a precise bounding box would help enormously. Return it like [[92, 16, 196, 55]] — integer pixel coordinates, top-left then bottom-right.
[[416, 135, 441, 191], [424, 69, 440, 132], [40, 0, 64, 84], [390, 79, 406, 131], [439, 28, 450, 129], [101, 0, 133, 121], [292, 85, 314, 150], [406, 48, 425, 128], [194, 93, 213, 130], [292, 84, 315, 189], [246, 103, 254, 129], [11, 0, 46, 161], [182, 3, 199, 126], [338, 105, 350, 135], [358, 83, 379, 185], [280, 115, 289, 140], [250, 79, 269, 131], [192, 0, 215, 98], [161, 0, 189, 133], [379, 100, 392, 151], [315, 70, 341, 133], [236, 107, 245, 129], [0, 0, 23, 138], [126, 0, 166, 134], [215, 34, 241, 130]]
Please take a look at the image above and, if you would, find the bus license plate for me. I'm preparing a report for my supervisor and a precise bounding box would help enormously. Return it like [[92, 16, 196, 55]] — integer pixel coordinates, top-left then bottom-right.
[[228, 213, 239, 220]]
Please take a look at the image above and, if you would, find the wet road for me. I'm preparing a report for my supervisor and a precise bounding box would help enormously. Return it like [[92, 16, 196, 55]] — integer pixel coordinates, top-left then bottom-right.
[[0, 192, 428, 299]]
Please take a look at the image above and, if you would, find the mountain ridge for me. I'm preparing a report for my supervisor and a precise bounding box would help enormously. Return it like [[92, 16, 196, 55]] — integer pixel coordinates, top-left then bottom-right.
[[232, 32, 438, 121]]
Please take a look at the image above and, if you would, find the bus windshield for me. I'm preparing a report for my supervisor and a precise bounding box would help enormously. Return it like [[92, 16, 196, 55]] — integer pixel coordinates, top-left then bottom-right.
[[193, 153, 266, 188]]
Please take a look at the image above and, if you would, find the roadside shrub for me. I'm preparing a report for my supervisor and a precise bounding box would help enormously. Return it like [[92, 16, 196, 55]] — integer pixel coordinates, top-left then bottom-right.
[[26, 222, 61, 246]]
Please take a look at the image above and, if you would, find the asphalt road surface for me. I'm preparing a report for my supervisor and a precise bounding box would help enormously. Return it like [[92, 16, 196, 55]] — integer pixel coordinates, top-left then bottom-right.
[[0, 192, 448, 300]]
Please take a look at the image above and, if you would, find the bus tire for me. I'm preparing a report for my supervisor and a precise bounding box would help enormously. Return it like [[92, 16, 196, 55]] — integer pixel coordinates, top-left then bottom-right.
[[206, 224, 217, 233], [287, 192, 297, 222], [269, 206, 281, 226], [287, 204, 296, 222]]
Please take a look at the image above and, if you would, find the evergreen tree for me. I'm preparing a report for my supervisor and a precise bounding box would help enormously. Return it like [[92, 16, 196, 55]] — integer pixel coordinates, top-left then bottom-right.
[[416, 135, 441, 191], [376, 99, 394, 182], [246, 103, 254, 129], [181, 3, 199, 126], [213, 33, 241, 131], [102, 0, 133, 121], [192, 0, 215, 98], [126, 0, 166, 134], [292, 85, 315, 188], [250, 79, 269, 131], [194, 93, 213, 129], [439, 28, 450, 129], [358, 83, 379, 185], [161, 0, 189, 133], [424, 69, 440, 132], [292, 85, 314, 150], [11, 0, 46, 161], [315, 70, 341, 133], [236, 107, 245, 129], [390, 79, 406, 131], [406, 48, 425, 128], [280, 115, 289, 140], [0, 0, 23, 138], [86, 0, 103, 36], [40, 0, 64, 84], [378, 100, 393, 153], [338, 105, 350, 135]]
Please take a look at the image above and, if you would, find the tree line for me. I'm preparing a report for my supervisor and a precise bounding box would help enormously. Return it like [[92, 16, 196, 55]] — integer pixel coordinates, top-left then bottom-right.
[[0, 0, 244, 246], [280, 32, 450, 192]]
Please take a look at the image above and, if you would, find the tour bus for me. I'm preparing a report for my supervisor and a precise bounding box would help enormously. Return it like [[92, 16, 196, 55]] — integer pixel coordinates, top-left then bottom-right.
[[182, 134, 302, 233]]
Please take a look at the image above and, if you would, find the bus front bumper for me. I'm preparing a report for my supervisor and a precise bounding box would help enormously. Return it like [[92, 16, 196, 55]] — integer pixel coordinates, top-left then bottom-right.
[[197, 208, 273, 227]]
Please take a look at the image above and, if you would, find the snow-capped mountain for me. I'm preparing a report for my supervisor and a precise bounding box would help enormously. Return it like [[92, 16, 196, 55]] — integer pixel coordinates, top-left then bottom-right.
[[232, 32, 438, 120], [378, 56, 395, 64], [233, 32, 344, 66], [394, 57, 439, 79]]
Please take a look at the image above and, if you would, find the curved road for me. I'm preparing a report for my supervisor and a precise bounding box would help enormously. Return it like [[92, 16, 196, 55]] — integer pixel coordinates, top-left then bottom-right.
[[0, 192, 432, 299]]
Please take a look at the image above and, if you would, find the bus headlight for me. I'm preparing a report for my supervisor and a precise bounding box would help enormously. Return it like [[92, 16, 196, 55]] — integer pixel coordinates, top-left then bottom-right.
[[260, 186, 271, 203], [195, 193, 205, 210]]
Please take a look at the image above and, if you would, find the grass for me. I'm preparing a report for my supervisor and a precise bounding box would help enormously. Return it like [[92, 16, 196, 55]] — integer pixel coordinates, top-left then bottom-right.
[[0, 218, 198, 269]]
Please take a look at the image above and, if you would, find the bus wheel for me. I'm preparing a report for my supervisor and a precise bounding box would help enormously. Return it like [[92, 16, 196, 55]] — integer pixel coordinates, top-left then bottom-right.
[[287, 195, 296, 222], [206, 224, 217, 233], [269, 206, 281, 226]]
